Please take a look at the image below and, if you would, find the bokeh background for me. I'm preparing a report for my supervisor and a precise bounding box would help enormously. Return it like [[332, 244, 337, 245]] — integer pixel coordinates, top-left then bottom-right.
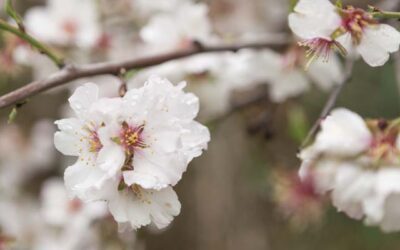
[[1, 0, 400, 249]]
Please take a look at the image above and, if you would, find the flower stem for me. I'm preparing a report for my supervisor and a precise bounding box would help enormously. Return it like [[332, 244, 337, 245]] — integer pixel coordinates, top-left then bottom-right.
[[371, 10, 400, 19], [0, 19, 65, 68]]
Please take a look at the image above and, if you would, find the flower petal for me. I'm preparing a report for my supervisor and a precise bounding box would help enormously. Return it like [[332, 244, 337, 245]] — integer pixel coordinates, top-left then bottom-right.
[[288, 0, 341, 39], [54, 118, 83, 156], [69, 83, 99, 118], [311, 108, 372, 157], [357, 25, 400, 67], [108, 186, 181, 230]]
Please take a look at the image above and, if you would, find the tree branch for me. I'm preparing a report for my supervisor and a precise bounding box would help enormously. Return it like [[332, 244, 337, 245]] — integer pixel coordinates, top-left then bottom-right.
[[299, 59, 354, 150], [0, 19, 64, 68], [0, 40, 288, 110]]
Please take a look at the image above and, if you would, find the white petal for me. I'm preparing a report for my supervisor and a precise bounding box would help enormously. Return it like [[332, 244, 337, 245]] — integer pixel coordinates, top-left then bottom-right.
[[96, 144, 125, 177], [312, 108, 372, 157], [268, 69, 310, 102], [357, 25, 400, 67], [64, 161, 116, 201], [180, 121, 210, 161], [288, 0, 341, 39], [109, 186, 181, 230], [124, 149, 186, 189], [69, 83, 99, 118], [307, 54, 344, 91], [147, 186, 181, 229], [331, 163, 374, 220], [54, 118, 83, 156], [363, 168, 400, 229]]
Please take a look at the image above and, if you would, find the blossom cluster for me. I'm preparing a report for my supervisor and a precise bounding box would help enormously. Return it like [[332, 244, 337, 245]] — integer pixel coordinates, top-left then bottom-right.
[[289, 0, 400, 67], [54, 76, 210, 230], [0, 178, 114, 249], [299, 108, 400, 232]]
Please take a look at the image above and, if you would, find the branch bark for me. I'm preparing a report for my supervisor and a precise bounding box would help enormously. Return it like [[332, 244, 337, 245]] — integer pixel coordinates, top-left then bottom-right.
[[0, 40, 288, 109]]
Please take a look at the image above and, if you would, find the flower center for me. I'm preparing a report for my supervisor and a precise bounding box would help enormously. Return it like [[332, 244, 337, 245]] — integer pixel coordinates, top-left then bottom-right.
[[367, 119, 400, 165], [68, 198, 83, 213], [297, 38, 346, 68], [340, 7, 377, 45], [120, 121, 147, 154], [88, 130, 102, 153], [61, 19, 78, 37]]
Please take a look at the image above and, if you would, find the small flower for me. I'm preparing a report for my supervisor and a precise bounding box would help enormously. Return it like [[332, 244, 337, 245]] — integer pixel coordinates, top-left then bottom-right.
[[55, 76, 210, 230], [40, 178, 107, 227], [24, 0, 101, 48], [289, 0, 400, 67], [270, 169, 326, 230], [140, 2, 212, 50], [299, 108, 400, 232], [336, 7, 400, 67]]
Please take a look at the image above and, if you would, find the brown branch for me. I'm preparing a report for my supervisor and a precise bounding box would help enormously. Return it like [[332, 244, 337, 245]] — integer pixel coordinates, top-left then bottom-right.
[[0, 40, 288, 109], [299, 59, 355, 150]]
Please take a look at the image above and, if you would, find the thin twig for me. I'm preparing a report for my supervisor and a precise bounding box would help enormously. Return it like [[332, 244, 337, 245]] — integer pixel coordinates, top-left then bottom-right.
[[0, 40, 288, 110], [299, 59, 354, 150], [0, 19, 64, 68]]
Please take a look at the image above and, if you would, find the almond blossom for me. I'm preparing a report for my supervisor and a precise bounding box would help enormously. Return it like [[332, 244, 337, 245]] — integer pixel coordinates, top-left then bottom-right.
[[0, 120, 55, 195], [299, 108, 400, 232], [289, 0, 400, 67], [24, 0, 101, 48], [140, 2, 212, 51], [336, 7, 400, 67], [36, 178, 108, 250], [54, 76, 210, 230]]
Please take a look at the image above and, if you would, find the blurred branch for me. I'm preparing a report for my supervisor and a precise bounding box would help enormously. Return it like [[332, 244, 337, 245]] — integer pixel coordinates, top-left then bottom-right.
[[376, 0, 400, 13], [299, 59, 354, 150], [0, 39, 289, 110], [5, 0, 25, 31], [371, 10, 400, 19], [0, 19, 64, 68], [372, 0, 400, 19]]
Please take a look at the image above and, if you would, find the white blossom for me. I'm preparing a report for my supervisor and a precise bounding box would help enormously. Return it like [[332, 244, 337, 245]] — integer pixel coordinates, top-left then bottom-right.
[[36, 178, 107, 250], [24, 0, 101, 48], [299, 108, 400, 232], [289, 0, 400, 67], [337, 23, 400, 67], [40, 178, 107, 227], [55, 76, 210, 230], [0, 120, 55, 194], [140, 2, 212, 50]]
